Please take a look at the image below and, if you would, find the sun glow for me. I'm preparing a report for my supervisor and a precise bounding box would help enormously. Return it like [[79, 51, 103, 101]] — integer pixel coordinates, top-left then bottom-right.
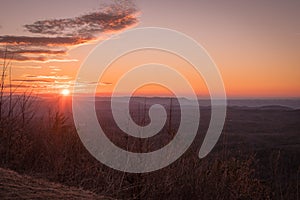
[[61, 89, 70, 96]]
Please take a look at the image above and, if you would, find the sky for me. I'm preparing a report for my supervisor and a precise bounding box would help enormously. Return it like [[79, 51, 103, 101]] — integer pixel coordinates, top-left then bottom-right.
[[0, 0, 299, 98]]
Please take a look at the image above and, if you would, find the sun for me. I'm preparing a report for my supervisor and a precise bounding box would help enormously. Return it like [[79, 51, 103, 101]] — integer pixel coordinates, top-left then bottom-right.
[[61, 89, 70, 96]]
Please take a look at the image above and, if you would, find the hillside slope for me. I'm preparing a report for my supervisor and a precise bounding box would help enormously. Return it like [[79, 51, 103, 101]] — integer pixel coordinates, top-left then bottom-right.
[[0, 168, 111, 200]]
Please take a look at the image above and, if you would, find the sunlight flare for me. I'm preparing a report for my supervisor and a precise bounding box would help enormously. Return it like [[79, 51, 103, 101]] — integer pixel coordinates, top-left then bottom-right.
[[60, 89, 70, 96]]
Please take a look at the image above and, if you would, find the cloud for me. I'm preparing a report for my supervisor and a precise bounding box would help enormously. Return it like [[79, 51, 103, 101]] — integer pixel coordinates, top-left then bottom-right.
[[12, 65, 42, 69], [0, 36, 89, 46], [0, 45, 68, 61], [75, 81, 113, 87], [100, 81, 113, 86], [12, 79, 52, 83], [49, 66, 61, 69], [0, 52, 48, 62], [12, 74, 72, 85], [25, 75, 71, 80], [24, 2, 138, 38], [4, 84, 31, 88], [9, 80, 52, 91], [11, 78, 113, 92], [0, 51, 77, 62], [0, 1, 139, 62]]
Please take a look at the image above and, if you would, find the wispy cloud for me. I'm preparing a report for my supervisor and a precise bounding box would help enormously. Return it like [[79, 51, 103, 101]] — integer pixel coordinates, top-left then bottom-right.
[[12, 65, 42, 69], [0, 1, 139, 62], [12, 79, 52, 83], [11, 78, 112, 93], [0, 47, 68, 62], [0, 36, 88, 46], [25, 75, 71, 80], [76, 81, 113, 87], [12, 74, 72, 84], [12, 74, 73, 91]]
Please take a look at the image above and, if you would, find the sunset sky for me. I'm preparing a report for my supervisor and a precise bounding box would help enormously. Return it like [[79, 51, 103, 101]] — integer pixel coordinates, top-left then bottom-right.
[[0, 0, 299, 98]]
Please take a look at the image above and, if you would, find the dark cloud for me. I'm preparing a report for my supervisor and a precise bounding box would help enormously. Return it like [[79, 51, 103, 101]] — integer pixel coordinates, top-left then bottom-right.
[[76, 81, 112, 86], [0, 36, 89, 46], [24, 4, 138, 38], [0, 50, 70, 62], [12, 74, 72, 85], [100, 81, 113, 86], [0, 44, 68, 61], [0, 45, 67, 55], [0, 48, 66, 55], [0, 52, 49, 62], [12, 79, 52, 83], [0, 1, 139, 62]]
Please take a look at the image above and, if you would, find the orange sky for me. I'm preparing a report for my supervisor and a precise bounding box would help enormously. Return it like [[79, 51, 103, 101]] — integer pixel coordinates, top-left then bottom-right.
[[0, 0, 299, 98]]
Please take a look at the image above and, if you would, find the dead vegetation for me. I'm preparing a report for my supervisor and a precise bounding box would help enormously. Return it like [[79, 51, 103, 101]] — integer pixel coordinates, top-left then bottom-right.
[[0, 54, 299, 199], [0, 167, 112, 200]]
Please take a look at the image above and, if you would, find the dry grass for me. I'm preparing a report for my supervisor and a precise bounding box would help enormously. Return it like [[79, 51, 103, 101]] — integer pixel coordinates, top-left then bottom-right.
[[0, 167, 113, 200]]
